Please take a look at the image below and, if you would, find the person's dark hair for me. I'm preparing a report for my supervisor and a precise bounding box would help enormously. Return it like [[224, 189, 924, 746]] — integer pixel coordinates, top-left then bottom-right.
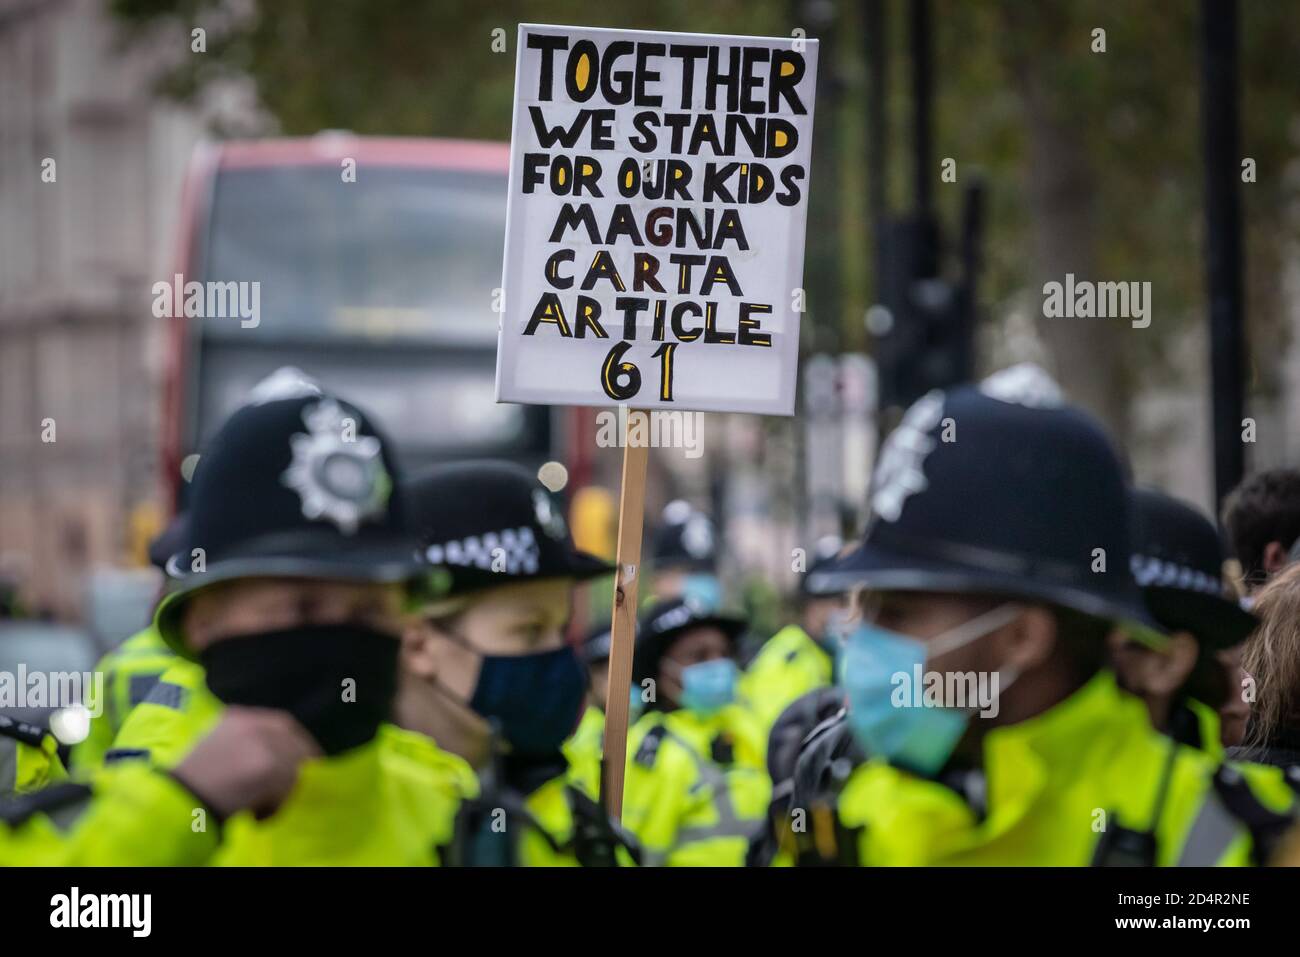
[[1220, 469, 1300, 583]]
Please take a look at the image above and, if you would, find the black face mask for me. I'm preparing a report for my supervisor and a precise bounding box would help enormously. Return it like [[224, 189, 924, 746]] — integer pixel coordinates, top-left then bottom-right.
[[199, 624, 399, 756]]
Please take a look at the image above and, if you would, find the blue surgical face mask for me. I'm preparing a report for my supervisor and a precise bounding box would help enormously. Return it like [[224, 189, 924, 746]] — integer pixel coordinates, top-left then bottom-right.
[[820, 607, 855, 653], [465, 644, 588, 757], [837, 604, 1021, 777], [682, 574, 723, 612], [677, 657, 738, 714]]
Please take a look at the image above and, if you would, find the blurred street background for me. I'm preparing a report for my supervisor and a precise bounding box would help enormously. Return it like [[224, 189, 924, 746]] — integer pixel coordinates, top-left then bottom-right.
[[3, 0, 1300, 655]]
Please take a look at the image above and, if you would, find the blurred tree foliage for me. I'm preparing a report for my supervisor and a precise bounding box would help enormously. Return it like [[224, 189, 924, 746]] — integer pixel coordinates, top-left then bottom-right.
[[110, 0, 787, 138], [111, 0, 1300, 447], [931, 0, 1300, 448]]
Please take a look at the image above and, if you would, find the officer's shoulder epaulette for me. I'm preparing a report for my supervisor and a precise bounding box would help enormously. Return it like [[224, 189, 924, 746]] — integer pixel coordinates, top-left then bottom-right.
[[0, 712, 49, 748], [127, 672, 165, 708], [0, 781, 92, 828], [141, 679, 188, 711], [634, 724, 669, 768]]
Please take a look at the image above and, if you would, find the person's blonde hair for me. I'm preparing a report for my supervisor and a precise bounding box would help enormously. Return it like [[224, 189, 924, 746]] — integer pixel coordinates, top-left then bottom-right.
[[1242, 561, 1300, 749]]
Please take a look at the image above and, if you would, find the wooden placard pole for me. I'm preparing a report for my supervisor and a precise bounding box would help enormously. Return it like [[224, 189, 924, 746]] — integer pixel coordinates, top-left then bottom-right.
[[600, 409, 650, 821]]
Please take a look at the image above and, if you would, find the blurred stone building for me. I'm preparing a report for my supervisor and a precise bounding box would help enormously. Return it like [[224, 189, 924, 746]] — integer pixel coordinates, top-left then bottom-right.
[[0, 0, 203, 618], [2, 0, 1297, 626]]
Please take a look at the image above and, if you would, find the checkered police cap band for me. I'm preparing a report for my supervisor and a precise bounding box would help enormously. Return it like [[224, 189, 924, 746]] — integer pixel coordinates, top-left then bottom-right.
[[1130, 554, 1223, 597], [650, 602, 698, 635], [425, 526, 540, 576]]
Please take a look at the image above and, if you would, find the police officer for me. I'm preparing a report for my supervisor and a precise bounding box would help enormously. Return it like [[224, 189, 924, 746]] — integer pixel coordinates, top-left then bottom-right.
[[739, 536, 850, 865], [396, 460, 636, 866], [99, 390, 470, 864], [0, 584, 79, 792], [739, 535, 847, 739], [2, 706, 318, 865], [69, 514, 184, 772], [3, 525, 188, 793], [1117, 487, 1300, 859], [794, 367, 1291, 865], [622, 597, 769, 865], [100, 369, 323, 768], [1119, 488, 1260, 754], [649, 500, 722, 610]]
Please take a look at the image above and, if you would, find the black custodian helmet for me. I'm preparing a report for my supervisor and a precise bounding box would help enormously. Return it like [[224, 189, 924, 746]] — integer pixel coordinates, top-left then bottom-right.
[[154, 393, 421, 654], [810, 365, 1164, 647], [405, 460, 614, 597], [631, 597, 746, 687]]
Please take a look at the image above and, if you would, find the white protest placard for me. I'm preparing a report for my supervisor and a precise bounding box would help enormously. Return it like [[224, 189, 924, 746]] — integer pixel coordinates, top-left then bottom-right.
[[495, 24, 818, 416]]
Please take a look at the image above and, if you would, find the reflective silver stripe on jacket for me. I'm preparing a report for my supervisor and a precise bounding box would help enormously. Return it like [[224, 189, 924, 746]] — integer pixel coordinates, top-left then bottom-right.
[[1176, 792, 1243, 866], [661, 730, 762, 847], [143, 681, 187, 711]]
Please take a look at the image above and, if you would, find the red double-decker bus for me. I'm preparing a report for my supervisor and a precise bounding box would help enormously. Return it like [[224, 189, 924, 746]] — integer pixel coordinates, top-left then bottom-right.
[[161, 133, 592, 512]]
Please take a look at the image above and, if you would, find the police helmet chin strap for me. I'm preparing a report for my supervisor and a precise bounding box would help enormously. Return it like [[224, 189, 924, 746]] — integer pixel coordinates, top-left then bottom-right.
[[1147, 736, 1182, 834], [421, 622, 499, 745], [425, 672, 492, 745], [421, 661, 521, 822], [927, 602, 1028, 716], [925, 602, 1024, 661]]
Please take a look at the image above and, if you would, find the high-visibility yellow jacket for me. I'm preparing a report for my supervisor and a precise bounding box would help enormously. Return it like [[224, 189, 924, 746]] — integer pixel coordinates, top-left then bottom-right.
[[108, 660, 631, 866], [563, 705, 605, 787], [0, 725, 473, 866], [0, 721, 67, 795], [1176, 697, 1300, 859], [0, 766, 220, 866], [621, 705, 770, 866], [71, 625, 176, 773], [518, 773, 600, 866], [103, 659, 213, 767], [833, 671, 1297, 866], [447, 765, 636, 867], [1179, 698, 1225, 761], [210, 726, 471, 865], [738, 625, 833, 740], [82, 659, 472, 864]]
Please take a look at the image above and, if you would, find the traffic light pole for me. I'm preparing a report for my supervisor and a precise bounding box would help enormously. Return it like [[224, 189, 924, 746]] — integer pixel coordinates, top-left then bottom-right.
[[909, 0, 932, 222], [1200, 0, 1246, 511], [865, 0, 888, 293]]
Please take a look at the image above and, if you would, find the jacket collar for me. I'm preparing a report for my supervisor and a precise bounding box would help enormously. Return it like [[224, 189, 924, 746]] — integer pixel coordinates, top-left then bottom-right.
[[978, 670, 1152, 834]]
